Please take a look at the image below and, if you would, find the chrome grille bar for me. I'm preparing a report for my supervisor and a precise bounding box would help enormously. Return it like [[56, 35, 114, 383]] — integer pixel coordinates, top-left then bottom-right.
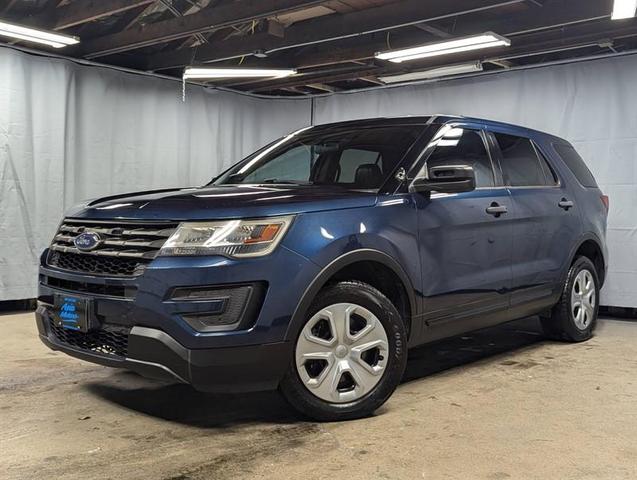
[[47, 219, 178, 276]]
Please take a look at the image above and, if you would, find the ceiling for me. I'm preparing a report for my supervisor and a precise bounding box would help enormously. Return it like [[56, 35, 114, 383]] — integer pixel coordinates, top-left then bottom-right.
[[2, 0, 636, 96]]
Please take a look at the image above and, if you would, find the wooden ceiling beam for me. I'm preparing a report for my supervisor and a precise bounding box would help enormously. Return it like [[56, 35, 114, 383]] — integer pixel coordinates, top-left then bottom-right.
[[145, 0, 525, 70], [243, 18, 637, 92], [78, 0, 330, 59], [246, 66, 382, 92], [197, 0, 617, 74], [28, 0, 157, 30], [1, 0, 19, 15], [412, 22, 453, 38], [448, 0, 613, 37], [306, 82, 341, 92], [147, 0, 614, 73]]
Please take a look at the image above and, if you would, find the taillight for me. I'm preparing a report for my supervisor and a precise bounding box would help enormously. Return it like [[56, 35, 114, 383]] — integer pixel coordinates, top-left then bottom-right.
[[600, 194, 609, 212]]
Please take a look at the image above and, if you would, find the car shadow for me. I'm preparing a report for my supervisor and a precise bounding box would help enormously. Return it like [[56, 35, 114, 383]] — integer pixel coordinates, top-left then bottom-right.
[[403, 316, 545, 383], [84, 316, 546, 427]]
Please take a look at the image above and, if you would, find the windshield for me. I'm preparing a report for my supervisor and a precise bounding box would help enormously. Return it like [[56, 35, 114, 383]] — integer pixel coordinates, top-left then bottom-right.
[[213, 124, 424, 190]]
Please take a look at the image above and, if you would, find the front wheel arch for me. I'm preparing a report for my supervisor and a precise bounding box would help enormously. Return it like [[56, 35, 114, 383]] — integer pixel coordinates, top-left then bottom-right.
[[286, 249, 417, 343]]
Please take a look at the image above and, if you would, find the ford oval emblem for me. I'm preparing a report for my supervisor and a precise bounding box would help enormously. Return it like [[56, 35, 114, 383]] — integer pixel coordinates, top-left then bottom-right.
[[74, 232, 102, 251]]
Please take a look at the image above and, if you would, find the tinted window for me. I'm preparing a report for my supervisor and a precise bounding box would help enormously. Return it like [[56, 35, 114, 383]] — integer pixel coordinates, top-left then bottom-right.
[[426, 128, 495, 187], [215, 125, 422, 190], [554, 143, 598, 187], [536, 148, 559, 185], [337, 149, 381, 183], [494, 133, 553, 187], [242, 145, 314, 183]]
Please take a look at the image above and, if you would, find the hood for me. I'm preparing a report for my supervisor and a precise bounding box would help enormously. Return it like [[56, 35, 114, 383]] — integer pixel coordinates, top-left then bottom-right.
[[65, 184, 378, 221]]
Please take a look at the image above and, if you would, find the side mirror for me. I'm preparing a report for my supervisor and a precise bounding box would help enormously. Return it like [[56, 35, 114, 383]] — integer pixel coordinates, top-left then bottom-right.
[[409, 164, 476, 194]]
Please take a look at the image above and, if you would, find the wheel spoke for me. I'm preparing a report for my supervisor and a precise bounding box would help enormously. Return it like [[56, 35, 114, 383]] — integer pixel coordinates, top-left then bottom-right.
[[349, 358, 381, 396], [328, 304, 350, 345], [310, 361, 341, 401], [350, 319, 382, 348], [588, 290, 596, 308], [297, 343, 334, 360]]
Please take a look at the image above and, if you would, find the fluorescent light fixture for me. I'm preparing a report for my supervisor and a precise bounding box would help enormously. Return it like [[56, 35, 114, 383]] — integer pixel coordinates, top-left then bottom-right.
[[375, 32, 510, 63], [183, 67, 297, 80], [0, 19, 79, 48], [611, 0, 637, 19], [379, 62, 483, 83]]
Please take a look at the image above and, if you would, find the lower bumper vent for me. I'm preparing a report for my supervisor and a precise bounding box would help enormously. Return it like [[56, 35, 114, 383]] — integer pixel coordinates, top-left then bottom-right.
[[49, 320, 130, 357]]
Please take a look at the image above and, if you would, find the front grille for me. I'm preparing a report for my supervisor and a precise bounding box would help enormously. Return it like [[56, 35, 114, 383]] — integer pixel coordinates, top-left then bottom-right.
[[48, 251, 143, 276], [47, 219, 177, 277], [49, 319, 129, 357], [42, 275, 137, 299]]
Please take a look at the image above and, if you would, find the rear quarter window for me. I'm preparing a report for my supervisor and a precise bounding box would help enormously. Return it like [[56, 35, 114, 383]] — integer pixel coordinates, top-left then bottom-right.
[[553, 143, 598, 188]]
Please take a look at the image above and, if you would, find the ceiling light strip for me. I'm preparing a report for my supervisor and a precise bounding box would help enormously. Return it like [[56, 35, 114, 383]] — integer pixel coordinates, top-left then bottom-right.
[[183, 67, 297, 80], [611, 0, 637, 19], [379, 62, 483, 83], [376, 32, 510, 63], [0, 20, 79, 48]]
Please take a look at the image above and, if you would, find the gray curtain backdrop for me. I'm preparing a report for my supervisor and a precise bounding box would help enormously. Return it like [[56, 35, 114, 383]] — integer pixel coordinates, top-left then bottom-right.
[[1, 45, 636, 308], [0, 47, 310, 301], [314, 55, 637, 308]]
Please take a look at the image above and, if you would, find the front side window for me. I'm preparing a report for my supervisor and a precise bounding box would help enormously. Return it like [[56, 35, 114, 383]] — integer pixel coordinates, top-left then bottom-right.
[[494, 133, 556, 187], [241, 145, 315, 184], [215, 124, 424, 190], [337, 149, 382, 183], [426, 128, 495, 188]]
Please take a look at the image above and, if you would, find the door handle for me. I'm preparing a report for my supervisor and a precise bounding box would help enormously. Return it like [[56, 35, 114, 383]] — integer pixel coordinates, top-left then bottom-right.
[[558, 198, 574, 210], [486, 202, 508, 217]]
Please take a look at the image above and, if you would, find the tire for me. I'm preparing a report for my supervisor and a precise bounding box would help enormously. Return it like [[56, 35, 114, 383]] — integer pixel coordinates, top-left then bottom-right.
[[279, 281, 408, 421], [541, 256, 599, 342]]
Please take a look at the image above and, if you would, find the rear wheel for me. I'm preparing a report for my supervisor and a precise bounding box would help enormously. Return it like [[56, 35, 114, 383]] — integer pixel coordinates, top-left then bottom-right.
[[280, 281, 407, 421], [541, 256, 599, 342]]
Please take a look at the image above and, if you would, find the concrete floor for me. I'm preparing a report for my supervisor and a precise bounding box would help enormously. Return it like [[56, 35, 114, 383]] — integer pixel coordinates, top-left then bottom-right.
[[1, 313, 636, 480]]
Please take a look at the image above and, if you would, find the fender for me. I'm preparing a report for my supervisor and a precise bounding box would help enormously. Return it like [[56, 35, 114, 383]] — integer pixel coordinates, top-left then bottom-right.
[[285, 249, 418, 342], [563, 232, 607, 287]]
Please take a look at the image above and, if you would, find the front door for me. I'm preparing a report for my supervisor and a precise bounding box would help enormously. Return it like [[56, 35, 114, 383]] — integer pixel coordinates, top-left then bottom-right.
[[414, 124, 514, 342]]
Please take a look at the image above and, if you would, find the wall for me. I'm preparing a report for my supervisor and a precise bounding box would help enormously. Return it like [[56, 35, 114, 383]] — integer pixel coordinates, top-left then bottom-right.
[[0, 46, 310, 300], [1, 44, 636, 307], [314, 55, 637, 308]]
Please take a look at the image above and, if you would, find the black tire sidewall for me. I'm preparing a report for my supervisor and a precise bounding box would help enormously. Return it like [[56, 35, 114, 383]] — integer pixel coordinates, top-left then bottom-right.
[[280, 281, 408, 421]]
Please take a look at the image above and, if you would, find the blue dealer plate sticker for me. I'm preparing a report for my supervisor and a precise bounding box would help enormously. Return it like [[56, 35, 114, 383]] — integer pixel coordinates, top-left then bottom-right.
[[54, 295, 89, 332]]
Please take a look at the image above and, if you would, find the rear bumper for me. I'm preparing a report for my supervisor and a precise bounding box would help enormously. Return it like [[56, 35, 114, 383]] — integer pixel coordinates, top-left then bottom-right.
[[36, 305, 292, 393]]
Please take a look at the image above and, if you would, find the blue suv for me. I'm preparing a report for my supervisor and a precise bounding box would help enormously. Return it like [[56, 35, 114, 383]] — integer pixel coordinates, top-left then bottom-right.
[[36, 115, 608, 420]]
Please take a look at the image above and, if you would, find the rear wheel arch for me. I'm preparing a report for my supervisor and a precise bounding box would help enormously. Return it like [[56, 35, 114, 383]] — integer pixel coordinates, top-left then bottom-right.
[[569, 236, 606, 286], [287, 249, 416, 342]]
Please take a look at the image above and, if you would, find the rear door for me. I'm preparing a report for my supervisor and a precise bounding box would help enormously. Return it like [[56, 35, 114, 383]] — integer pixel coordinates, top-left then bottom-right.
[[415, 123, 514, 341], [487, 129, 583, 310]]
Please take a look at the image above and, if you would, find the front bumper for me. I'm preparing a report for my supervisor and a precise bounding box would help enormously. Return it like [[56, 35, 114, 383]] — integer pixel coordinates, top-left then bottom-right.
[[37, 245, 319, 392], [36, 306, 291, 392]]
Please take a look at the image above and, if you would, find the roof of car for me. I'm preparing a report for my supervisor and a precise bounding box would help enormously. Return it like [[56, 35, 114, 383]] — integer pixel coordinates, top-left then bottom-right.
[[312, 115, 567, 144]]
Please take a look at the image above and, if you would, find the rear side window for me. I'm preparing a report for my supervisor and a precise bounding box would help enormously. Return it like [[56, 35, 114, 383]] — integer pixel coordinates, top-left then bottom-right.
[[494, 133, 556, 187], [554, 143, 598, 187]]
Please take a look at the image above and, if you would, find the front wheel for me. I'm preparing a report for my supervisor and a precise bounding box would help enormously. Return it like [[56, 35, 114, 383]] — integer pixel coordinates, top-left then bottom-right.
[[541, 256, 600, 342], [279, 281, 408, 421]]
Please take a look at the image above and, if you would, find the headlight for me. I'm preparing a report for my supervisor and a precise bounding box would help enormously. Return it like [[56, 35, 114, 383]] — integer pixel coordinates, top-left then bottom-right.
[[159, 216, 293, 258]]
